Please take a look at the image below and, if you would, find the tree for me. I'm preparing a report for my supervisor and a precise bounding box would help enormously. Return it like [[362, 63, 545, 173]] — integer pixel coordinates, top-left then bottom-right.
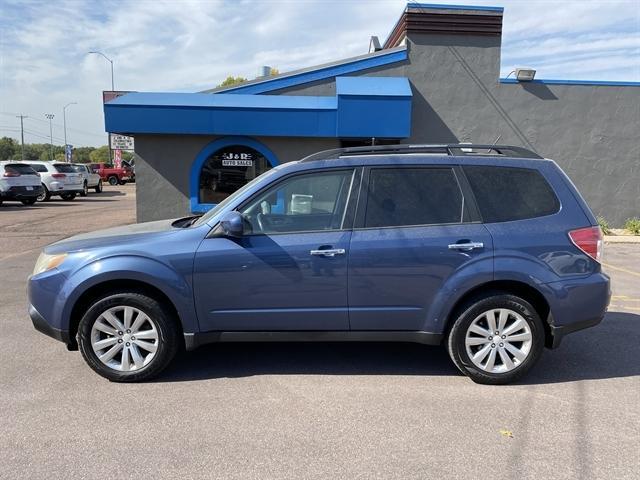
[[73, 146, 95, 163], [89, 145, 111, 164], [0, 137, 18, 160], [217, 76, 248, 88]]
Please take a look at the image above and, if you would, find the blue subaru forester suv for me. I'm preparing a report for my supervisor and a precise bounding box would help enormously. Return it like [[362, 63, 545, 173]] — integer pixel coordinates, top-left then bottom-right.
[[28, 144, 610, 384]]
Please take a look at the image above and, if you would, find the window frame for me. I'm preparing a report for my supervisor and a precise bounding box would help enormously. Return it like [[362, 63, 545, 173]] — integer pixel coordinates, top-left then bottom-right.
[[353, 164, 481, 230], [234, 167, 361, 236]]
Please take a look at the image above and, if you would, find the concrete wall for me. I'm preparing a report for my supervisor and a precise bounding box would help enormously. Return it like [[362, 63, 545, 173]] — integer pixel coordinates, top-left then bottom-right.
[[134, 134, 339, 222], [274, 35, 640, 226]]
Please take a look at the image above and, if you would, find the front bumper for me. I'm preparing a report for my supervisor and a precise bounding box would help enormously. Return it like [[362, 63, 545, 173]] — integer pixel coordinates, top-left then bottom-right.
[[1, 185, 43, 200], [29, 304, 72, 345]]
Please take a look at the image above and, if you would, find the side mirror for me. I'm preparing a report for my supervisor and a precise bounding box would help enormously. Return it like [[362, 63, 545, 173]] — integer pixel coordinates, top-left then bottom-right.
[[219, 211, 244, 237]]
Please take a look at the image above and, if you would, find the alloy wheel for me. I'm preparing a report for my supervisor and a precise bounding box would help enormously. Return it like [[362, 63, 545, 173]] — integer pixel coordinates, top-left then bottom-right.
[[464, 308, 533, 373], [91, 306, 159, 372]]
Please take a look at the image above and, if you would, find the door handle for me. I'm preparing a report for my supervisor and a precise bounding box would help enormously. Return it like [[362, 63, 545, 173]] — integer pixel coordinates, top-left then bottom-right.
[[309, 248, 346, 257], [448, 242, 484, 251]]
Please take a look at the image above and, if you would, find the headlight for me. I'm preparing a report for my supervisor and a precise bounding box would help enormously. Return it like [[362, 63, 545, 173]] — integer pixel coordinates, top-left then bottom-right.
[[33, 253, 67, 275]]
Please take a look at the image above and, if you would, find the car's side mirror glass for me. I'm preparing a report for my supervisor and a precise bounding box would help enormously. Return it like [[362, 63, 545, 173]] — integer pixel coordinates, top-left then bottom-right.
[[219, 211, 244, 237]]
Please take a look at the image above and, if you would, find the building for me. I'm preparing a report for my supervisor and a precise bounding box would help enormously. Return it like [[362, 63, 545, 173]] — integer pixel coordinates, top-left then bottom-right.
[[103, 3, 640, 225]]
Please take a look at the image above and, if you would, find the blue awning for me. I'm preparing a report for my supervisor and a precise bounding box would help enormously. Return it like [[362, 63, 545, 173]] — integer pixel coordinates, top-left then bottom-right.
[[104, 76, 412, 138]]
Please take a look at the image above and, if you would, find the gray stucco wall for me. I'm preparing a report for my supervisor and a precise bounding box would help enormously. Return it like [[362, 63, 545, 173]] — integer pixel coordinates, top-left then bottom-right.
[[134, 135, 339, 222], [134, 31, 639, 225], [273, 34, 640, 226]]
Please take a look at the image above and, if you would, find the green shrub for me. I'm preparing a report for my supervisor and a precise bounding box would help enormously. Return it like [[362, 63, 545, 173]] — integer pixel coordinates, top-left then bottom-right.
[[597, 216, 611, 236], [624, 217, 640, 235]]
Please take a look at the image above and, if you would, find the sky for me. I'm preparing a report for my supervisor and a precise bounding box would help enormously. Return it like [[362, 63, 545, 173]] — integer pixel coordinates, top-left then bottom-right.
[[1, 0, 639, 148]]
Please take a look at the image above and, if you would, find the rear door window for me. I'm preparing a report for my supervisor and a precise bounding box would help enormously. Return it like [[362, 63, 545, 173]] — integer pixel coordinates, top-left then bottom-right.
[[464, 165, 560, 223], [4, 164, 38, 175], [364, 167, 465, 228]]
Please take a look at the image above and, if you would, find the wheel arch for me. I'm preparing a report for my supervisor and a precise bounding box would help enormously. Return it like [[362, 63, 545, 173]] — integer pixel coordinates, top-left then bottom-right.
[[67, 279, 184, 350], [444, 280, 553, 348]]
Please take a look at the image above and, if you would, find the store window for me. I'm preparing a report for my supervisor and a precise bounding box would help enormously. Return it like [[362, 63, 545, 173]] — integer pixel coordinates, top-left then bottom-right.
[[199, 145, 272, 204]]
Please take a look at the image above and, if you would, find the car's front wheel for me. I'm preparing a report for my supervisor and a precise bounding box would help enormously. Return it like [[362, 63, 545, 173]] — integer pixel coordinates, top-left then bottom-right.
[[94, 180, 103, 193], [37, 184, 50, 202], [78, 292, 179, 382], [80, 181, 88, 197], [446, 293, 544, 385]]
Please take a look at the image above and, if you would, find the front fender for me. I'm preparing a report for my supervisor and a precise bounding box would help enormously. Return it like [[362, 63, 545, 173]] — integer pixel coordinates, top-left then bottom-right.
[[56, 255, 198, 333]]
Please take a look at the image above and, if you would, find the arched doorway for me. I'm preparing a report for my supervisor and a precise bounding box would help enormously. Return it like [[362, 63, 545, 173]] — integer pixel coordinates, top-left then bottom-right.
[[190, 137, 278, 212]]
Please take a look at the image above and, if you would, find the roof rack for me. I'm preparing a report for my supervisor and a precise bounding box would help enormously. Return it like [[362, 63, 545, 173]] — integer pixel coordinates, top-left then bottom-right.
[[299, 144, 543, 162]]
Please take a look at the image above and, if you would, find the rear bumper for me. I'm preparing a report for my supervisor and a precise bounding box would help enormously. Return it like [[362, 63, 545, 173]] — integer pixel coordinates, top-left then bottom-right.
[[545, 272, 610, 348], [0, 185, 43, 200]]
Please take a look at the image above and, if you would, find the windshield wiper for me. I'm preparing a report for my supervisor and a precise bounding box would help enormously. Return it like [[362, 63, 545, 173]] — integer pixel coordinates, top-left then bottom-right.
[[171, 215, 202, 228]]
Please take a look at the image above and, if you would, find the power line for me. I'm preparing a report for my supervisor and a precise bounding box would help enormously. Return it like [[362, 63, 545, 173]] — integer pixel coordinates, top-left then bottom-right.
[[0, 111, 106, 139]]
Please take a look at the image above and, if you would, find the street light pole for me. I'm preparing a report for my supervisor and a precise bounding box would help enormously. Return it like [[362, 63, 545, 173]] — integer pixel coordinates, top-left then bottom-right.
[[88, 50, 114, 91], [44, 114, 55, 160], [63, 102, 77, 160], [88, 51, 115, 163], [16, 115, 28, 160]]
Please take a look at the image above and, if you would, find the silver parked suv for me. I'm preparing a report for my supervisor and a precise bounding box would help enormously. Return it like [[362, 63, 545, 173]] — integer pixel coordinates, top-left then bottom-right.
[[26, 161, 84, 202]]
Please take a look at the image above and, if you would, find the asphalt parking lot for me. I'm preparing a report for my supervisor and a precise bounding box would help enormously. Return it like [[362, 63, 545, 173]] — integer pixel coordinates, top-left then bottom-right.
[[1, 184, 638, 479]]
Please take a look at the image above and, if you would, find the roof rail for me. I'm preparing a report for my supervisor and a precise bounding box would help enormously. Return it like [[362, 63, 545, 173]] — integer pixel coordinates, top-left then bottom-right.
[[299, 144, 543, 162]]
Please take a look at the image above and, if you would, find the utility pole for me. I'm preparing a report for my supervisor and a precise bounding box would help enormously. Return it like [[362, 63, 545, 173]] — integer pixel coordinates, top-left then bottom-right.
[[44, 114, 55, 160], [16, 115, 27, 160]]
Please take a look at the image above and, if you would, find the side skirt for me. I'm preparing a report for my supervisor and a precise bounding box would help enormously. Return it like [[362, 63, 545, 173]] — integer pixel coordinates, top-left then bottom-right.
[[183, 331, 443, 351]]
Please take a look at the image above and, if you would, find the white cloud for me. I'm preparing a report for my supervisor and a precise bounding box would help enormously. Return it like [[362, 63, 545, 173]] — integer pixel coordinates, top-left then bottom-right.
[[0, 0, 638, 147]]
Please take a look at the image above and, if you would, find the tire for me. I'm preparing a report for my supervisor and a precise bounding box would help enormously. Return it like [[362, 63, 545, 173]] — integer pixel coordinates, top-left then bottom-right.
[[108, 176, 118, 186], [80, 181, 88, 197], [94, 180, 103, 193], [61, 193, 76, 201], [446, 293, 544, 385], [37, 184, 51, 202], [119, 180, 126, 185], [78, 292, 180, 382], [21, 198, 37, 205]]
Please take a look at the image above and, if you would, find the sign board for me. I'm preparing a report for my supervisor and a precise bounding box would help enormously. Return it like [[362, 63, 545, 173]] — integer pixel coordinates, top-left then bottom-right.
[[110, 134, 135, 151], [114, 149, 122, 168], [65, 144, 73, 162], [222, 159, 253, 167], [220, 151, 253, 167]]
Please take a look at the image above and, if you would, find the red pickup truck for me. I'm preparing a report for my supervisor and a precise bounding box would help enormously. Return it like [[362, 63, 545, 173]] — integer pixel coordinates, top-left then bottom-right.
[[89, 162, 134, 186]]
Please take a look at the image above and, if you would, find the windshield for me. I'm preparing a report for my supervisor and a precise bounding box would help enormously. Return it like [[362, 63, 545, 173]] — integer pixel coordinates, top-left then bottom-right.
[[192, 168, 280, 227]]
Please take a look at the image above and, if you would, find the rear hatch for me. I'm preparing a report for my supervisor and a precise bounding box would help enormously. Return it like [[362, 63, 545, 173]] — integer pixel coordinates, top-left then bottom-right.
[[53, 163, 83, 187], [1, 163, 41, 189]]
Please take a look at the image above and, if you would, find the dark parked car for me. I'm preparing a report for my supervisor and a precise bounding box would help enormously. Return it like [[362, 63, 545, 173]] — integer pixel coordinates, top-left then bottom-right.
[[28, 144, 609, 384]]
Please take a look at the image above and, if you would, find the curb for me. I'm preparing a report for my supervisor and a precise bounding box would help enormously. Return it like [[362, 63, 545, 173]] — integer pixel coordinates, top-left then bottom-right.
[[604, 236, 640, 244]]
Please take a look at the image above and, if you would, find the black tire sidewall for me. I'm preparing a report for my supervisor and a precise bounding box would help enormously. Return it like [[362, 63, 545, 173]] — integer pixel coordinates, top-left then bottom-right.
[[95, 181, 102, 193], [81, 182, 88, 196], [108, 176, 118, 185], [78, 292, 179, 382], [448, 294, 544, 385]]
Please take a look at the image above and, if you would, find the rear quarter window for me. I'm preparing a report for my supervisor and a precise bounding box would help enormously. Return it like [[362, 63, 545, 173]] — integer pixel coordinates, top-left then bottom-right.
[[464, 165, 560, 223]]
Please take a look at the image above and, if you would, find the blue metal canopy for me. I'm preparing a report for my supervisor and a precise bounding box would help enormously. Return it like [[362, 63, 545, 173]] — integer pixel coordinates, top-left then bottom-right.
[[104, 76, 412, 139]]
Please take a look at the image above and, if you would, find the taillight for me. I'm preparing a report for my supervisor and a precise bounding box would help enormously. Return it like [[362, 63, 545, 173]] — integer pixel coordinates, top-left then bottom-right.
[[569, 226, 602, 262], [3, 171, 20, 177], [51, 173, 66, 178]]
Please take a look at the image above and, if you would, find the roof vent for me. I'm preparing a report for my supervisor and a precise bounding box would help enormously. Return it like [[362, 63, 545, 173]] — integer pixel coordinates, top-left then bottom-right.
[[369, 36, 382, 53]]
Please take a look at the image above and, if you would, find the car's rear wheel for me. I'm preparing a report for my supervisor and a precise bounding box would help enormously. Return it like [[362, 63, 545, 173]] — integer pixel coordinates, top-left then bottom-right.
[[78, 292, 179, 382], [446, 293, 544, 385], [95, 180, 103, 193], [80, 181, 88, 197], [108, 176, 118, 186], [21, 198, 37, 205], [61, 193, 76, 201], [37, 184, 50, 202]]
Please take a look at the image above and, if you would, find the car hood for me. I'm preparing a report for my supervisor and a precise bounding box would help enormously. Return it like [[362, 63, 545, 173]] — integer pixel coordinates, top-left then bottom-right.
[[46, 218, 181, 253]]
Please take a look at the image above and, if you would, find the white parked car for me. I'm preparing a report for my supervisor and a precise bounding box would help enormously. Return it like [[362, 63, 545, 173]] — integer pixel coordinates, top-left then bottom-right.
[[71, 163, 103, 196], [26, 161, 84, 202], [0, 161, 43, 206]]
